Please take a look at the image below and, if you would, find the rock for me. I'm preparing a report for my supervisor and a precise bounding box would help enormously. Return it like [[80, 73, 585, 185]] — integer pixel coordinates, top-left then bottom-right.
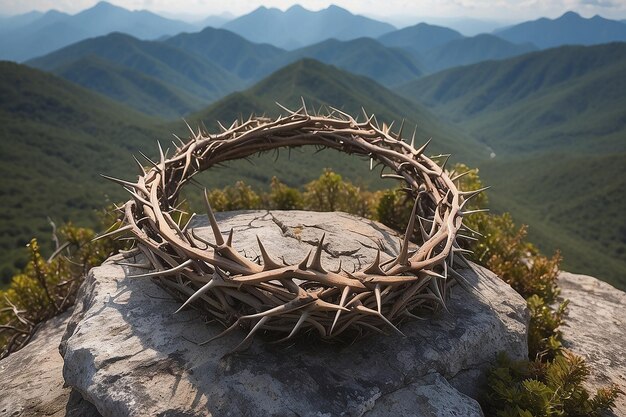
[[0, 310, 100, 417], [60, 210, 529, 417], [364, 373, 484, 417], [559, 272, 626, 417]]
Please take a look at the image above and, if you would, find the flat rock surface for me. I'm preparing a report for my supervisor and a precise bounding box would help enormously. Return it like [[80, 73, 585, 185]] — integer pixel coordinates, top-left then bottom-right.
[[61, 210, 529, 417], [559, 272, 626, 416], [0, 310, 100, 417]]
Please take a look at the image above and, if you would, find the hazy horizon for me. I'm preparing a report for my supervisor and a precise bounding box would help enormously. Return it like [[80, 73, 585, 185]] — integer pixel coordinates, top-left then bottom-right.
[[2, 0, 626, 28]]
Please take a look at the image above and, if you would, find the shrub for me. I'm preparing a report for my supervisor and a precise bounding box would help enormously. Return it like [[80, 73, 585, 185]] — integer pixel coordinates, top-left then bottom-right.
[[0, 213, 125, 358], [485, 351, 622, 417]]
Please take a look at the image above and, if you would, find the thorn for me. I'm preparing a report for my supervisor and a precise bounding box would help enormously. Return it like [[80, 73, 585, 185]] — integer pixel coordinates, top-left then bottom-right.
[[174, 276, 218, 314], [298, 250, 312, 270], [275, 101, 297, 115], [203, 189, 224, 246], [461, 209, 490, 216], [300, 96, 308, 116], [256, 236, 281, 270], [354, 305, 405, 337], [232, 316, 269, 351], [277, 312, 309, 343], [396, 196, 419, 266], [330, 285, 351, 335], [451, 171, 472, 182], [92, 225, 132, 241], [397, 119, 405, 140], [363, 250, 385, 275], [439, 154, 451, 172], [410, 126, 417, 149], [132, 155, 146, 175], [226, 228, 234, 247], [310, 233, 326, 273], [130, 259, 193, 279], [414, 138, 432, 156], [182, 118, 195, 137], [331, 259, 343, 274], [374, 284, 382, 314]]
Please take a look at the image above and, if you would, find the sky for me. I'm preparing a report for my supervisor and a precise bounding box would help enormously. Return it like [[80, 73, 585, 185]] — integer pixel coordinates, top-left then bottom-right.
[[2, 0, 626, 25]]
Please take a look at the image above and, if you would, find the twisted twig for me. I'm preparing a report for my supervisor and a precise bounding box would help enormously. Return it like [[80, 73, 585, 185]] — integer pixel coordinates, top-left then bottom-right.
[[104, 105, 483, 348]]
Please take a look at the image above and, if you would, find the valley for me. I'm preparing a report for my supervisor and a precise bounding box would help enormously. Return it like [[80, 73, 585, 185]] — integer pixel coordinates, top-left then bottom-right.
[[1, 2, 624, 289]]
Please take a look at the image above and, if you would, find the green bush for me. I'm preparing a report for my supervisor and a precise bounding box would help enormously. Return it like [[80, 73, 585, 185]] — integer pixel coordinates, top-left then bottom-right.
[[485, 351, 622, 417], [0, 212, 125, 358], [0, 168, 622, 417]]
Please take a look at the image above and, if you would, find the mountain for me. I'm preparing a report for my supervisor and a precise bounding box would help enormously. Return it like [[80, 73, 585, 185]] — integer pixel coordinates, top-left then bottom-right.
[[378, 23, 463, 56], [28, 33, 243, 111], [164, 27, 285, 81], [179, 59, 485, 192], [222, 4, 395, 49], [262, 38, 424, 87], [0, 1, 194, 62], [377, 25, 534, 73], [496, 11, 626, 49], [423, 34, 537, 72], [397, 43, 626, 287], [195, 14, 232, 28], [0, 62, 161, 282], [47, 56, 205, 117], [0, 10, 44, 32]]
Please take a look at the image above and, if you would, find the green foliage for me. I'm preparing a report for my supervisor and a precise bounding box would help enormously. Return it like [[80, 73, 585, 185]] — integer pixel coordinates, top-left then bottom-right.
[[375, 188, 414, 233], [302, 169, 376, 218], [453, 163, 566, 359], [0, 61, 163, 286], [0, 211, 125, 358], [0, 167, 622, 416], [398, 43, 626, 289], [206, 181, 262, 211], [267, 177, 304, 210], [203, 170, 378, 219], [485, 352, 623, 417]]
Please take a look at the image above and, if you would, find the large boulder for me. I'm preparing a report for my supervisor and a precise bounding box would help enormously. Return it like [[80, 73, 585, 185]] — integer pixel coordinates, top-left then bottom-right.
[[60, 210, 529, 417], [559, 272, 626, 417], [0, 310, 99, 417]]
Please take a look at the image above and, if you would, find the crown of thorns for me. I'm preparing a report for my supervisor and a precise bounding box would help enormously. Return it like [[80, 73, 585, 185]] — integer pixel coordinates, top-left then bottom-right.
[[103, 104, 485, 349]]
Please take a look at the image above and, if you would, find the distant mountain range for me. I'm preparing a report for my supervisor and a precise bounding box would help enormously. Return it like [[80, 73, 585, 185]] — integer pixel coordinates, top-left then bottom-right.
[[3, 3, 626, 66], [398, 42, 626, 286], [378, 23, 464, 55], [496, 11, 626, 48], [164, 27, 285, 82], [25, 24, 538, 116], [27, 33, 243, 115], [0, 1, 194, 61], [222, 5, 396, 49]]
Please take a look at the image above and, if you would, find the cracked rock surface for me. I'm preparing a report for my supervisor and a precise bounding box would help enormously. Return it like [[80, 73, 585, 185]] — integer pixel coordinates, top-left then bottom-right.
[[0, 310, 100, 417], [559, 272, 626, 417], [60, 210, 529, 417]]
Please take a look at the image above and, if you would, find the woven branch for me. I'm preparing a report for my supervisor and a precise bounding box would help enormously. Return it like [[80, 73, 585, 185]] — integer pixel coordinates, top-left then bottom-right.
[[105, 105, 483, 349]]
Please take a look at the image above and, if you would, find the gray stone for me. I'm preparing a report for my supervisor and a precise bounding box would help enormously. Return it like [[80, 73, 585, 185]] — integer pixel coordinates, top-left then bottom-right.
[[559, 272, 626, 417], [0, 310, 100, 417], [61, 210, 528, 417], [364, 373, 484, 417]]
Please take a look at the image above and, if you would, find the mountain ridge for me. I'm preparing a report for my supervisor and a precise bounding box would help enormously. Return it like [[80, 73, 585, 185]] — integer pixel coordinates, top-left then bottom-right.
[[0, 1, 194, 62], [222, 4, 395, 49], [496, 11, 626, 48]]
